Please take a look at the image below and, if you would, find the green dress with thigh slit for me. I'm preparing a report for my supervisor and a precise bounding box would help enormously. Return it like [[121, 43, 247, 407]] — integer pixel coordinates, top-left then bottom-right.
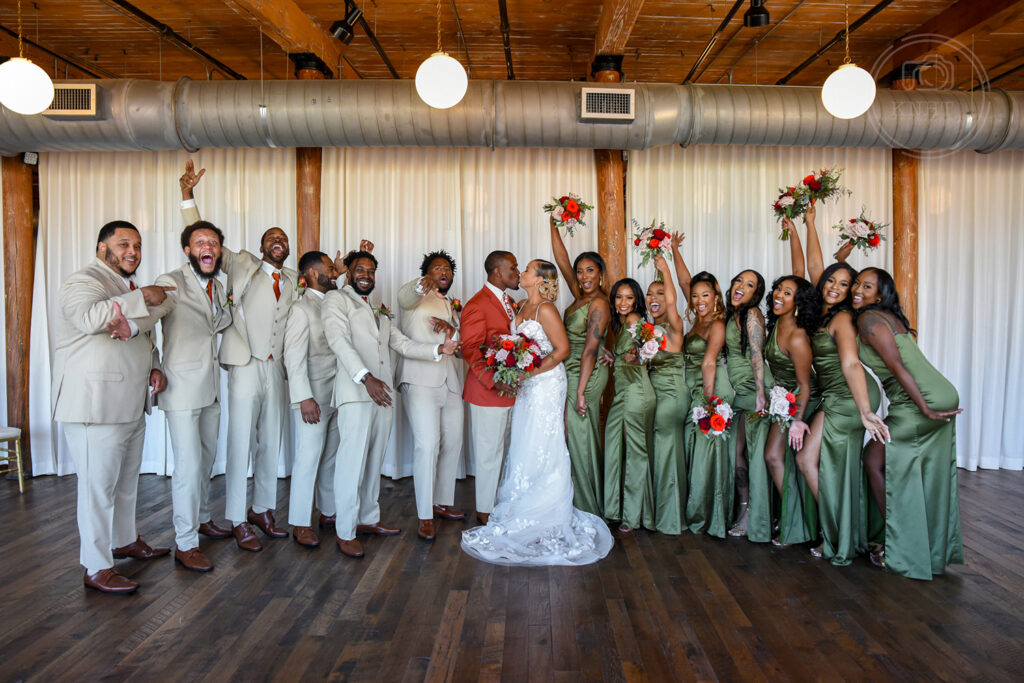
[[648, 348, 689, 534]]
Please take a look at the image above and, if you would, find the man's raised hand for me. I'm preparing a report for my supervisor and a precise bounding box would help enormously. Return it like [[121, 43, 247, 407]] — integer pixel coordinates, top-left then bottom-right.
[[179, 160, 205, 199]]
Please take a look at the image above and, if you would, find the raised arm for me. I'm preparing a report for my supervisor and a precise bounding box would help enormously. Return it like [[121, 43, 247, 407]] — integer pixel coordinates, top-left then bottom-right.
[[654, 254, 684, 338], [573, 297, 610, 416], [803, 203, 824, 286], [550, 215, 581, 299], [530, 302, 570, 377], [785, 217, 806, 279], [833, 312, 889, 441], [670, 231, 692, 301], [745, 309, 767, 413]]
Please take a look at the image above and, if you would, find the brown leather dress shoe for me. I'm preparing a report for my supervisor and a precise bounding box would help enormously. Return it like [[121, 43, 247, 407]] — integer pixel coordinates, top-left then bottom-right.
[[247, 508, 288, 538], [198, 521, 232, 539], [356, 522, 401, 536], [293, 526, 320, 548], [336, 537, 364, 558], [84, 568, 138, 594], [433, 504, 466, 520], [418, 519, 436, 541], [233, 522, 263, 552], [174, 547, 214, 572], [318, 513, 336, 528], [476, 512, 490, 525], [111, 536, 171, 560]]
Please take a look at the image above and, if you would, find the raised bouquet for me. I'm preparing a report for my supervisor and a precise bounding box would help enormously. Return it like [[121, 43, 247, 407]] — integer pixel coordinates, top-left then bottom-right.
[[692, 395, 734, 439], [544, 193, 594, 236], [631, 218, 672, 268], [772, 186, 810, 239], [480, 332, 543, 396], [627, 320, 667, 363], [801, 167, 849, 205], [766, 385, 799, 429], [834, 209, 887, 253]]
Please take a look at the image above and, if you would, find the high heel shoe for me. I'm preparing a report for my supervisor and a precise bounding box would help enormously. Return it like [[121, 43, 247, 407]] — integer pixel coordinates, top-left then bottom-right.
[[728, 502, 750, 537], [869, 545, 886, 569], [809, 544, 824, 559]]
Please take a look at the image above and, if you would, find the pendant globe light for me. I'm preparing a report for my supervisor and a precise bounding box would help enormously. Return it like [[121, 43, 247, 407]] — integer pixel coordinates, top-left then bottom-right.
[[415, 0, 468, 109], [0, 0, 55, 115], [820, 0, 876, 120]]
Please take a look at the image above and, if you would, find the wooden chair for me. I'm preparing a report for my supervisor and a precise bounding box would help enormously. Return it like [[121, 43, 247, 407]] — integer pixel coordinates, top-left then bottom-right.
[[0, 427, 24, 493]]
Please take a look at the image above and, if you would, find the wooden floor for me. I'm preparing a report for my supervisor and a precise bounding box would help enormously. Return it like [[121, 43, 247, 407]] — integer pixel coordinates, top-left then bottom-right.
[[0, 469, 1021, 682]]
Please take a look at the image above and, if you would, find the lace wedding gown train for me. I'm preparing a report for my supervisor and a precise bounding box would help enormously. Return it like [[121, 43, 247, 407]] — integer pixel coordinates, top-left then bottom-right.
[[461, 318, 614, 566]]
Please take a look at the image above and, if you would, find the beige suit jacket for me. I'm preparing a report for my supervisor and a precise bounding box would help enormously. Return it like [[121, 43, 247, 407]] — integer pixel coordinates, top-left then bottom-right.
[[284, 290, 337, 407], [395, 278, 463, 392], [51, 258, 168, 424], [322, 285, 439, 407], [155, 263, 233, 412], [182, 204, 297, 367]]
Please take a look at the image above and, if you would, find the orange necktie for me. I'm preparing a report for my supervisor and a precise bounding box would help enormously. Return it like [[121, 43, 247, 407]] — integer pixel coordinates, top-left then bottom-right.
[[272, 272, 281, 301], [205, 279, 213, 302], [129, 281, 136, 291]]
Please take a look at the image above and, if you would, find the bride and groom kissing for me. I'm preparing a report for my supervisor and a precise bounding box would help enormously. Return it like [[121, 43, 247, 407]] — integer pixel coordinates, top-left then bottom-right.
[[460, 251, 613, 566]]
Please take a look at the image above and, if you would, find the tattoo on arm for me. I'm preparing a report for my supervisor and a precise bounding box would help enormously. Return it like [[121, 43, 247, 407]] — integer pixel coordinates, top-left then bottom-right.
[[588, 310, 604, 344], [746, 312, 766, 394]]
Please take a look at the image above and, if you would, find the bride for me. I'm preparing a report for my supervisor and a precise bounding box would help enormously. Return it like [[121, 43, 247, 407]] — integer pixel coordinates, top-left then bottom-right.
[[461, 260, 614, 566]]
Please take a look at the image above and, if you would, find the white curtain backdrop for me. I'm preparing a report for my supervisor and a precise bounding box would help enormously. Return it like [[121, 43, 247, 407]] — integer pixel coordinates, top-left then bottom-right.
[[919, 150, 1024, 470]]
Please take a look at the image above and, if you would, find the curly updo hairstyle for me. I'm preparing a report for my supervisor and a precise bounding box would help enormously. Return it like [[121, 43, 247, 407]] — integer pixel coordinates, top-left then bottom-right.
[[533, 259, 559, 302]]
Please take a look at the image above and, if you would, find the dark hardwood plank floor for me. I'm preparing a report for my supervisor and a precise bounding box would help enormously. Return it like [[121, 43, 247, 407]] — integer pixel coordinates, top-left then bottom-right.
[[0, 469, 1021, 681]]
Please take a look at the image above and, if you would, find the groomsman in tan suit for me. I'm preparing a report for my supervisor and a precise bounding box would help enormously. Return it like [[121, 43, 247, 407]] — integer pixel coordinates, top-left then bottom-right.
[[396, 251, 465, 541], [155, 220, 234, 572], [53, 221, 175, 593], [322, 251, 458, 558], [180, 161, 296, 552]]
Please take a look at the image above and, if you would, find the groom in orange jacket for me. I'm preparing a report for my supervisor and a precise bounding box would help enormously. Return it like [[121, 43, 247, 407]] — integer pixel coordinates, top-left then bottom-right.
[[460, 251, 521, 524]]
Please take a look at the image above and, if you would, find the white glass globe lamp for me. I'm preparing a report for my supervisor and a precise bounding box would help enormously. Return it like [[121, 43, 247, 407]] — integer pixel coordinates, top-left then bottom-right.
[[415, 52, 468, 110], [821, 63, 876, 120], [0, 57, 55, 115]]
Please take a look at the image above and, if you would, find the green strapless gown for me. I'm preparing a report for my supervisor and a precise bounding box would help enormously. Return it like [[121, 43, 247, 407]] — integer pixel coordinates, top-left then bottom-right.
[[765, 325, 820, 545], [563, 302, 609, 516], [603, 329, 656, 529], [648, 349, 688, 535], [812, 327, 881, 565], [725, 316, 773, 543], [683, 333, 735, 537], [857, 312, 963, 580]]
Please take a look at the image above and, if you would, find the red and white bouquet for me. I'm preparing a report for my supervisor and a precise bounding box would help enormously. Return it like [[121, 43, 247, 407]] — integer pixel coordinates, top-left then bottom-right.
[[691, 395, 734, 439], [834, 209, 887, 253], [631, 218, 672, 267], [766, 385, 799, 429], [772, 186, 810, 239], [480, 333, 543, 396], [627, 320, 668, 363], [544, 193, 594, 236], [801, 167, 849, 205]]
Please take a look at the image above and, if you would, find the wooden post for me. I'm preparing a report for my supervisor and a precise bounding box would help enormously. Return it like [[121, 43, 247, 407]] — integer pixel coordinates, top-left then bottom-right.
[[892, 72, 919, 331], [593, 56, 627, 285], [2, 156, 35, 474], [291, 54, 329, 258]]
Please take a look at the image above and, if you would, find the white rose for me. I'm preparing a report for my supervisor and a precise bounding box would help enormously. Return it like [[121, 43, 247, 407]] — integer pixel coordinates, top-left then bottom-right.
[[642, 339, 660, 358], [495, 349, 508, 363], [852, 221, 871, 238], [715, 402, 734, 421], [778, 195, 795, 207]]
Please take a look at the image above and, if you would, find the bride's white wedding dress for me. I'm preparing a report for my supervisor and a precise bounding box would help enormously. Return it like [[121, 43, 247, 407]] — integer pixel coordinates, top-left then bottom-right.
[[461, 315, 614, 566]]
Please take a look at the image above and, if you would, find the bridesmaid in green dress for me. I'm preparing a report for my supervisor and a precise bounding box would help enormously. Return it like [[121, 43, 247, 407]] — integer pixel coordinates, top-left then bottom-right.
[[550, 217, 611, 516], [682, 272, 735, 537], [722, 269, 772, 542], [645, 254, 689, 534], [603, 278, 656, 532], [763, 274, 820, 546], [852, 268, 963, 580]]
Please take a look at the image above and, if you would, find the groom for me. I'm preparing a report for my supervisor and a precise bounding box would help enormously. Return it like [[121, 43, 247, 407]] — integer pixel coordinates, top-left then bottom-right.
[[460, 251, 521, 524]]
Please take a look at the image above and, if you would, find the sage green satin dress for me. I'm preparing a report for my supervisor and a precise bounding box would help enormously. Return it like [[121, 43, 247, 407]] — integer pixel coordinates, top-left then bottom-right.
[[603, 329, 656, 529], [563, 302, 609, 516], [765, 325, 820, 545], [725, 316, 773, 543], [812, 326, 880, 565], [648, 349, 688, 534], [683, 333, 735, 537], [857, 312, 963, 580]]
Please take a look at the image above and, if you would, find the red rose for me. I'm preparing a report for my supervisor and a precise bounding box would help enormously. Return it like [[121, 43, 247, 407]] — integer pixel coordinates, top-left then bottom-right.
[[808, 180, 821, 191], [572, 210, 582, 220], [486, 355, 496, 367], [850, 218, 856, 223], [788, 404, 798, 416], [634, 238, 641, 246], [501, 339, 514, 351], [642, 322, 654, 332], [561, 211, 571, 222], [710, 414, 726, 432], [659, 337, 667, 350], [698, 416, 711, 432], [711, 395, 720, 404], [652, 228, 668, 240], [803, 174, 815, 185], [868, 233, 881, 247], [504, 354, 516, 367], [785, 392, 796, 403], [648, 238, 661, 249], [774, 202, 781, 211], [559, 195, 569, 203], [565, 199, 579, 213]]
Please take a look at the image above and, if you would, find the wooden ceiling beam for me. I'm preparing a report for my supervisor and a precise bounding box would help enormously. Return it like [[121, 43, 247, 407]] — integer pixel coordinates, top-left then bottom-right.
[[593, 0, 646, 58], [220, 0, 343, 77]]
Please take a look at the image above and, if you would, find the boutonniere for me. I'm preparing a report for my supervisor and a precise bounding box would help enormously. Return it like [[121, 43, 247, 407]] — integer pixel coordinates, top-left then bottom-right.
[[296, 276, 307, 292], [223, 293, 234, 308], [450, 298, 462, 313], [511, 298, 524, 313], [376, 303, 394, 320]]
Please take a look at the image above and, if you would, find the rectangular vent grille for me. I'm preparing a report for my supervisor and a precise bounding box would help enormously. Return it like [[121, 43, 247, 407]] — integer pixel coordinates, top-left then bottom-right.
[[580, 88, 635, 121], [46, 84, 97, 116]]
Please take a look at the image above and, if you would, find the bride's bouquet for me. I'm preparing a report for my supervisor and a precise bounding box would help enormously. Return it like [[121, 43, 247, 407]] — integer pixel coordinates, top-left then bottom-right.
[[772, 186, 810, 239], [544, 193, 594, 236], [480, 333, 544, 396], [692, 395, 734, 439], [765, 385, 799, 430], [627, 320, 667, 363], [834, 209, 887, 253], [631, 218, 673, 268]]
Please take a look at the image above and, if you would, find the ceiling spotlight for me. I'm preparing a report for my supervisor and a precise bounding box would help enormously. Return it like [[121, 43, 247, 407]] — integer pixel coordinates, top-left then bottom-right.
[[743, 0, 770, 28], [330, 2, 363, 45]]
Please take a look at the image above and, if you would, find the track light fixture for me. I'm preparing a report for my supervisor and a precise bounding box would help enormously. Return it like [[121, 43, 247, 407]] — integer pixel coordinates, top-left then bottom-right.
[[743, 0, 770, 28], [330, 2, 364, 45]]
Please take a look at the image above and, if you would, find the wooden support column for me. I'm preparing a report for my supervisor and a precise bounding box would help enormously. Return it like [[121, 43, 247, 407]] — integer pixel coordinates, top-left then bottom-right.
[[593, 56, 627, 285], [292, 54, 328, 257], [2, 156, 35, 474], [892, 72, 919, 331]]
